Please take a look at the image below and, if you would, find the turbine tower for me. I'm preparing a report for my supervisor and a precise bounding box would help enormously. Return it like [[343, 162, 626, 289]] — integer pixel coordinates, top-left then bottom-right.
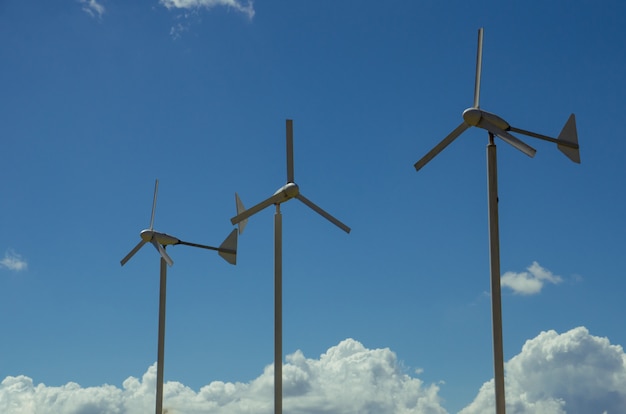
[[231, 119, 350, 414], [120, 179, 238, 414], [413, 28, 580, 414]]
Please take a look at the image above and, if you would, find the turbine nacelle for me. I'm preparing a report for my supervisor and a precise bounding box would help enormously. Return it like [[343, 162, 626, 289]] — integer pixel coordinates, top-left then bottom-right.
[[462, 108, 511, 130], [273, 182, 300, 201], [140, 229, 180, 246]]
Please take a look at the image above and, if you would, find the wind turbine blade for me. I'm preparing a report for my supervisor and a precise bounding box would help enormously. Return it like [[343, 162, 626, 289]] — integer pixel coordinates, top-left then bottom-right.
[[218, 229, 238, 265], [151, 239, 174, 266], [557, 114, 580, 163], [286, 119, 294, 183], [295, 194, 351, 233], [479, 119, 536, 158], [473, 27, 484, 108], [414, 122, 470, 171], [150, 179, 159, 230], [230, 193, 284, 225], [120, 240, 147, 266], [235, 193, 248, 234]]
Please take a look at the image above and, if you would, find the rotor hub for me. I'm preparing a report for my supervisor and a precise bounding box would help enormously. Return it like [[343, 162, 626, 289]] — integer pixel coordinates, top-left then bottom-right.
[[462, 108, 482, 126], [140, 229, 154, 242], [274, 182, 299, 202], [464, 108, 512, 131]]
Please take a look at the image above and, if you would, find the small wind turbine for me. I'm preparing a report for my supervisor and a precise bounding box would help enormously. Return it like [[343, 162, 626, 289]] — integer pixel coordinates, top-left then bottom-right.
[[413, 28, 580, 414], [231, 119, 350, 414], [120, 179, 238, 414]]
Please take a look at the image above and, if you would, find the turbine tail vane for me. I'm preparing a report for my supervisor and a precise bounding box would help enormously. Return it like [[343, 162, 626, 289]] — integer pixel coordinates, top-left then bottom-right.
[[235, 193, 248, 234], [218, 229, 238, 265], [557, 114, 580, 163], [231, 193, 284, 225]]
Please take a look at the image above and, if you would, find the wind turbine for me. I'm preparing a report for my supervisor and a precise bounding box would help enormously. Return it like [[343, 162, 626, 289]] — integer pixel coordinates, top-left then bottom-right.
[[231, 119, 350, 414], [120, 179, 238, 414], [413, 28, 580, 414]]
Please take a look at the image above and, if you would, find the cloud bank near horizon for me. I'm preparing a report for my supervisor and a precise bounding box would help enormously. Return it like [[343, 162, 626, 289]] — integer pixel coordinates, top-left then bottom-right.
[[0, 339, 446, 414], [461, 327, 626, 414], [2, 328, 625, 413]]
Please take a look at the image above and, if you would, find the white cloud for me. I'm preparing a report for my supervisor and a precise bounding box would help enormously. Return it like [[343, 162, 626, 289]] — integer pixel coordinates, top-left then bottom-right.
[[0, 339, 447, 414], [78, 0, 105, 19], [160, 0, 255, 19], [0, 250, 27, 272], [460, 327, 626, 414], [4, 330, 624, 413], [501, 261, 562, 295]]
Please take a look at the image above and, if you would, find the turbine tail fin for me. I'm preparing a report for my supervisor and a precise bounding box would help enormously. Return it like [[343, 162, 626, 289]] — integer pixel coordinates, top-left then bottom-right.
[[218, 229, 238, 265], [235, 193, 248, 234], [557, 114, 580, 163]]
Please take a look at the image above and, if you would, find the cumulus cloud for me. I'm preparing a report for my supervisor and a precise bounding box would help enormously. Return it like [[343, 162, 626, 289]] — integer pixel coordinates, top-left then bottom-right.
[[0, 339, 446, 414], [160, 0, 255, 19], [0, 250, 27, 271], [460, 327, 626, 414], [78, 0, 105, 18], [501, 261, 562, 295], [4, 330, 625, 413]]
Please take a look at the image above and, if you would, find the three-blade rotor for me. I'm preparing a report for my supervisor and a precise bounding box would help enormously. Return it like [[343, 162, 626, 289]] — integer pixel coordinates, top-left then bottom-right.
[[231, 119, 350, 233], [414, 27, 580, 171], [121, 179, 238, 267], [121, 180, 174, 266]]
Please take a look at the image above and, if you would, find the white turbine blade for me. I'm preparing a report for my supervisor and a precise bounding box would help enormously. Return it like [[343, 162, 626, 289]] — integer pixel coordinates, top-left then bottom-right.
[[557, 114, 580, 163], [479, 119, 536, 158], [473, 28, 484, 108], [150, 179, 159, 230], [296, 194, 351, 233], [218, 229, 238, 265], [234, 193, 248, 234], [120, 240, 147, 266], [286, 119, 294, 183], [230, 193, 284, 225], [414, 122, 470, 171], [150, 239, 173, 266]]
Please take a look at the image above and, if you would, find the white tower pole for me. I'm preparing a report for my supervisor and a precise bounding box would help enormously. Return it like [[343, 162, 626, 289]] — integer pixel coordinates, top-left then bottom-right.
[[487, 134, 506, 414], [274, 204, 283, 414], [155, 252, 167, 414]]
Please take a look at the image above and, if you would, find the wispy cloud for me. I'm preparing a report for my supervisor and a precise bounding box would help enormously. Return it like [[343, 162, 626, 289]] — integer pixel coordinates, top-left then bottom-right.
[[0, 250, 27, 272], [501, 261, 562, 295], [160, 0, 255, 20], [78, 0, 105, 19]]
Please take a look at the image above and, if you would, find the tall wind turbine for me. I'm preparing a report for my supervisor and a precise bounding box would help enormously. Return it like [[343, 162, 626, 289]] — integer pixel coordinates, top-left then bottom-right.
[[120, 179, 238, 414], [413, 28, 580, 414], [231, 119, 350, 414]]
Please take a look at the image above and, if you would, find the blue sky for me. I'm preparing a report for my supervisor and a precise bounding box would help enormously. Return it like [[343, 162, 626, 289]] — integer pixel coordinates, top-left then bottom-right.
[[1, 0, 626, 413]]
